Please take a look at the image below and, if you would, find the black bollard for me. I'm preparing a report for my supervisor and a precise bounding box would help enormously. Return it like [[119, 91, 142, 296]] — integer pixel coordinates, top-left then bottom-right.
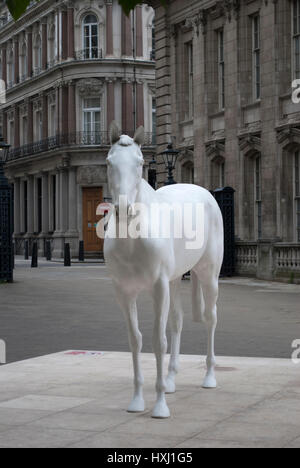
[[64, 243, 71, 267], [79, 240, 84, 262], [24, 240, 29, 260], [46, 241, 52, 261], [31, 242, 38, 268]]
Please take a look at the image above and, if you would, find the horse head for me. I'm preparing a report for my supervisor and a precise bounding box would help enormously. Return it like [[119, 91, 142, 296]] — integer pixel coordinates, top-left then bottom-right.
[[107, 121, 145, 215]]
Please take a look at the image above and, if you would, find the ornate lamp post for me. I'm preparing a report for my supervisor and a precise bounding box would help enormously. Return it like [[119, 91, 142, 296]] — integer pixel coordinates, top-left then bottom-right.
[[0, 135, 13, 283], [160, 143, 180, 186]]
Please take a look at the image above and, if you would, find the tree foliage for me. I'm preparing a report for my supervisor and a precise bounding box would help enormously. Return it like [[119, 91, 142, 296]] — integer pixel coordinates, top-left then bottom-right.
[[6, 0, 165, 21]]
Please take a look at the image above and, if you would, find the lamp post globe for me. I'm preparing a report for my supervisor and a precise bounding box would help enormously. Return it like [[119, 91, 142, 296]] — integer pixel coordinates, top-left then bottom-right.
[[160, 143, 179, 186]]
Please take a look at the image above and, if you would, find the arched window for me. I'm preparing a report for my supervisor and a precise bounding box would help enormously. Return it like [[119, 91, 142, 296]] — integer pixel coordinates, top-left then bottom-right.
[[34, 35, 42, 73], [182, 161, 194, 184], [20, 42, 27, 81], [244, 152, 262, 240], [83, 15, 99, 59], [48, 24, 56, 66], [7, 50, 14, 86]]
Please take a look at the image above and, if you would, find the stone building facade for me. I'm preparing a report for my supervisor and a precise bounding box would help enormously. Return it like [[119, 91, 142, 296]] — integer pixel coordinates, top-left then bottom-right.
[[0, 0, 156, 258], [148, 0, 300, 281]]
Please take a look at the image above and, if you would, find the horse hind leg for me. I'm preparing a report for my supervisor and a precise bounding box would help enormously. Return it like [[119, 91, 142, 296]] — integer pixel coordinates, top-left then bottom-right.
[[191, 271, 205, 323], [201, 277, 219, 389], [166, 279, 184, 394]]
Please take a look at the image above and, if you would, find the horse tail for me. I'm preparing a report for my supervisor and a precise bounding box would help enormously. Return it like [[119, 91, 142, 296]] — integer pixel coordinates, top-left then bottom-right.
[[191, 271, 205, 323]]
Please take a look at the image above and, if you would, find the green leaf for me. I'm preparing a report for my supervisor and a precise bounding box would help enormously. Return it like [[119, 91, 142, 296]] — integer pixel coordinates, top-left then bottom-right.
[[6, 0, 31, 21], [118, 0, 166, 16]]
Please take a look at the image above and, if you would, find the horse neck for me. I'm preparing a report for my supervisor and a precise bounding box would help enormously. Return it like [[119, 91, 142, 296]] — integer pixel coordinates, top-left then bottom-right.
[[136, 179, 157, 206]]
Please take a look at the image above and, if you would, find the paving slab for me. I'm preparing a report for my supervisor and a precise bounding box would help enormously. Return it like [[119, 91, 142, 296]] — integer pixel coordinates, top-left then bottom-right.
[[0, 351, 299, 448]]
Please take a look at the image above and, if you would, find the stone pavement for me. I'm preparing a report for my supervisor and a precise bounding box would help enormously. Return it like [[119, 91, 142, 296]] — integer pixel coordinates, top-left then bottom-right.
[[0, 351, 299, 448]]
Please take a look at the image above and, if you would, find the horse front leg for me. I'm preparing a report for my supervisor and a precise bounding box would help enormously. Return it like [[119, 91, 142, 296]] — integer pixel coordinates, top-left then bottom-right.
[[152, 276, 171, 419], [116, 289, 145, 413]]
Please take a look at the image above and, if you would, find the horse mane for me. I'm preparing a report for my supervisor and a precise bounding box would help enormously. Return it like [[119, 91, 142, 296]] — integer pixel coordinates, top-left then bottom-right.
[[117, 135, 134, 147]]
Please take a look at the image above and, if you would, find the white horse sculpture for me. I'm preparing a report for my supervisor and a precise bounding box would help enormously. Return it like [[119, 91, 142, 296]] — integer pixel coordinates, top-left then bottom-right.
[[104, 122, 224, 419]]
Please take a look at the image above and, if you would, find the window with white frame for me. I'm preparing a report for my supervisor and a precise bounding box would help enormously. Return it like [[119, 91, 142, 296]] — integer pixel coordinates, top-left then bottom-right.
[[83, 15, 99, 59], [218, 29, 225, 110], [295, 151, 300, 241], [20, 42, 27, 81], [293, 0, 300, 79], [255, 155, 262, 239], [34, 35, 42, 73], [7, 50, 14, 86], [34, 110, 43, 141], [83, 97, 101, 144], [252, 15, 261, 100], [49, 103, 56, 137], [21, 116, 28, 146], [152, 98, 156, 145]]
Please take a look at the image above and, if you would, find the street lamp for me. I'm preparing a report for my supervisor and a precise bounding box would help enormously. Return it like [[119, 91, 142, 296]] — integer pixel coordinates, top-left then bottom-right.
[[0, 134, 13, 283], [160, 143, 180, 186]]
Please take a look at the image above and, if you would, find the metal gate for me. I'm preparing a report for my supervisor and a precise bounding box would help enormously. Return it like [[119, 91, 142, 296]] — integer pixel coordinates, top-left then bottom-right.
[[0, 163, 13, 282], [212, 187, 235, 277]]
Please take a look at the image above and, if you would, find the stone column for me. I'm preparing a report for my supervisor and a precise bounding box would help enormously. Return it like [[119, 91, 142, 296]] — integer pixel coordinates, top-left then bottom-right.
[[136, 82, 144, 128], [55, 171, 60, 233], [61, 9, 68, 61], [42, 20, 48, 70], [27, 175, 34, 235], [68, 81, 76, 136], [106, 0, 113, 56], [27, 99, 33, 144], [59, 168, 68, 233], [122, 11, 132, 56], [2, 46, 7, 85], [68, 167, 77, 233], [58, 84, 68, 136], [14, 105, 20, 148], [136, 5, 143, 58], [42, 93, 48, 140], [33, 177, 39, 233], [20, 180, 25, 233], [13, 178, 21, 235], [14, 37, 19, 84], [2, 111, 7, 143], [122, 81, 134, 133], [67, 6, 75, 59], [42, 172, 49, 234], [27, 28, 33, 77], [107, 80, 115, 128], [56, 9, 60, 62], [56, 85, 60, 135]]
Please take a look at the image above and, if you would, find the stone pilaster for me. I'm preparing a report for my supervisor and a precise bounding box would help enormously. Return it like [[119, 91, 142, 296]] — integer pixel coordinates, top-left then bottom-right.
[[122, 11, 132, 57], [14, 37, 19, 84], [106, 0, 113, 56], [107, 80, 115, 128], [26, 175, 34, 236], [122, 80, 134, 133], [136, 5, 143, 57], [13, 178, 21, 235], [42, 172, 49, 235], [67, 5, 75, 59], [2, 46, 7, 84]]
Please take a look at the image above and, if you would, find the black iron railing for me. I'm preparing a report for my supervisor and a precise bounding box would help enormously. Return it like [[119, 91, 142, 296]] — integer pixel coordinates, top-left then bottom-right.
[[75, 49, 103, 60], [7, 131, 156, 162]]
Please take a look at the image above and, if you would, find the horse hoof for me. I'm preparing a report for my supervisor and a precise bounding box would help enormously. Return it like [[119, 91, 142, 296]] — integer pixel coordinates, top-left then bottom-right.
[[202, 375, 217, 389], [127, 397, 145, 413], [165, 378, 176, 394], [152, 402, 170, 419]]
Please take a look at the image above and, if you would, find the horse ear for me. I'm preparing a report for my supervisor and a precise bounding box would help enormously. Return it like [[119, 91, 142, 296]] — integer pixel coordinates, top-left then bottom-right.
[[110, 121, 121, 145], [134, 126, 145, 146]]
